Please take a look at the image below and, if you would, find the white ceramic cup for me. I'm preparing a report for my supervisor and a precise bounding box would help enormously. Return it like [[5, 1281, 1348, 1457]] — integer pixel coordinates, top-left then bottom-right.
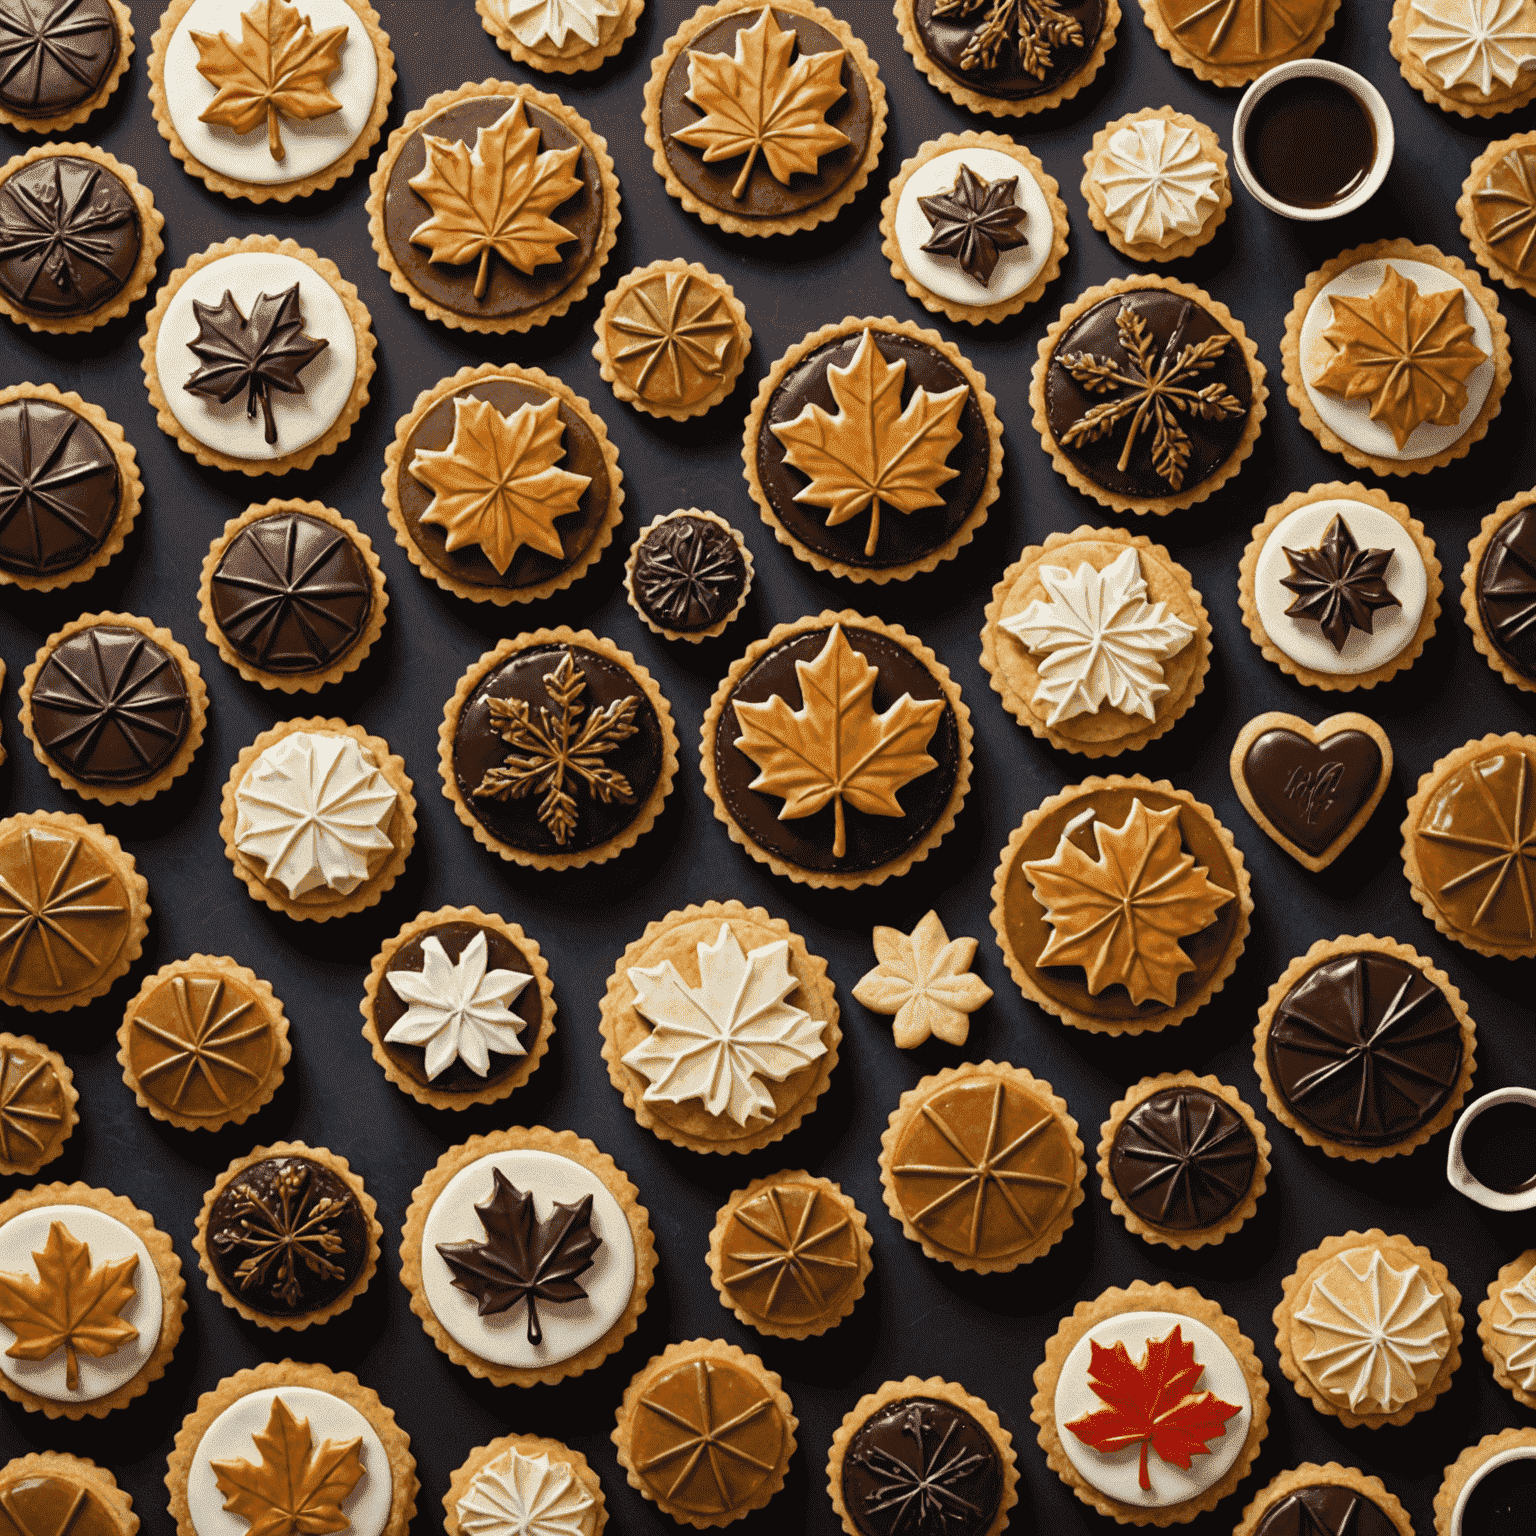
[[1446, 1086, 1536, 1212], [1232, 59, 1395, 221], [1450, 1444, 1536, 1534]]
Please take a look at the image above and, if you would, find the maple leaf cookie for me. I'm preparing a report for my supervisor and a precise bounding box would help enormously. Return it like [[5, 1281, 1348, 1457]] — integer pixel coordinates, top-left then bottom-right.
[[853, 910, 993, 1049]]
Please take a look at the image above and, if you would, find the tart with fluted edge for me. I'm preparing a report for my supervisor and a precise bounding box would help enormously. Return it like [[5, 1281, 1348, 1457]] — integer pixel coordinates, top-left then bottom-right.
[[1233, 1464, 1414, 1536], [192, 1141, 380, 1331], [0, 811, 149, 1013], [1403, 733, 1536, 958], [643, 1, 886, 237], [477, 0, 641, 72], [1238, 482, 1441, 691], [626, 509, 753, 642], [1478, 1249, 1536, 1410], [0, 1453, 138, 1534], [0, 1183, 184, 1420], [0, 1033, 77, 1176], [827, 1376, 1018, 1536], [980, 525, 1210, 757], [383, 362, 623, 608], [360, 905, 555, 1110], [701, 612, 973, 889], [879, 1059, 1085, 1274], [1275, 1230, 1461, 1428], [141, 235, 377, 476], [117, 955, 290, 1132], [1098, 1072, 1269, 1250], [220, 718, 415, 922], [1033, 1279, 1268, 1525], [441, 629, 678, 871], [1459, 135, 1536, 297], [1463, 491, 1536, 693], [1390, 0, 1536, 118], [1434, 1429, 1536, 1535], [613, 1338, 796, 1527], [1032, 274, 1266, 515], [593, 259, 750, 420], [880, 132, 1069, 324], [992, 776, 1251, 1035], [0, 0, 133, 133], [19, 613, 207, 806], [1081, 108, 1229, 262], [598, 900, 840, 1155], [400, 1126, 656, 1389], [148, 0, 394, 201], [744, 317, 1002, 582], [1281, 239, 1508, 478], [445, 1433, 606, 1536], [706, 1171, 871, 1338], [164, 1360, 417, 1536], [895, 0, 1120, 116], [1255, 935, 1475, 1159], [367, 78, 619, 334], [1139, 0, 1337, 85]]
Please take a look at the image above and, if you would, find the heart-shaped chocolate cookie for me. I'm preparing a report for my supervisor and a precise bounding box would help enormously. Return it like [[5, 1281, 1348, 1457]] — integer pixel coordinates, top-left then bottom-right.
[[1229, 711, 1393, 871]]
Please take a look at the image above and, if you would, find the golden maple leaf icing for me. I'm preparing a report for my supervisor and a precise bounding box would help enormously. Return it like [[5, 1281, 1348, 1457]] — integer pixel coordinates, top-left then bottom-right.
[[409, 393, 590, 574], [1474, 144, 1536, 277], [603, 268, 740, 410], [1311, 263, 1489, 451], [211, 1395, 366, 1535], [1155, 0, 1332, 64]]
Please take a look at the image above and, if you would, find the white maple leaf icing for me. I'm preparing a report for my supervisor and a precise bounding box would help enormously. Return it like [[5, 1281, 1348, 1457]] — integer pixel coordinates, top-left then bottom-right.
[[1408, 0, 1536, 93], [1096, 119, 1221, 245], [233, 732, 397, 900], [621, 923, 828, 1125], [384, 931, 531, 1080], [458, 1446, 598, 1536], [1495, 1270, 1536, 1392], [999, 546, 1196, 725], [488, 0, 623, 48], [1295, 1246, 1452, 1413]]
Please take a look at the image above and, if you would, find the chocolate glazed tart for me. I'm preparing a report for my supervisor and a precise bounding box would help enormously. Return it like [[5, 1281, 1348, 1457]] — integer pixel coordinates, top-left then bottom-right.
[[1466, 492, 1536, 693], [0, 0, 133, 134]]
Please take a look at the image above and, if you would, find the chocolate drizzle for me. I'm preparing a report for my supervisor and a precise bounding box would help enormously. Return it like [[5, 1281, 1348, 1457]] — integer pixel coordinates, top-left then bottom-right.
[[0, 0, 119, 119], [0, 397, 119, 577], [914, 0, 1106, 100], [1478, 504, 1536, 678], [632, 514, 746, 632], [1253, 1485, 1399, 1536]]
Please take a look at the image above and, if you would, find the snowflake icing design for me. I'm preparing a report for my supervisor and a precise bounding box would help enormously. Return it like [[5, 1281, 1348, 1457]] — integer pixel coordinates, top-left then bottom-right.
[[1409, 0, 1536, 95]]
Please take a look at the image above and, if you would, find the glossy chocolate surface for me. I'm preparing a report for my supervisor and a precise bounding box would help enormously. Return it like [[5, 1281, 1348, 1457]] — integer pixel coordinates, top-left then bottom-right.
[[1478, 505, 1536, 678], [914, 0, 1106, 100], [632, 514, 746, 632], [0, 1473, 121, 1536], [1109, 1086, 1258, 1231], [714, 625, 960, 874], [1252, 1485, 1398, 1536], [1459, 1455, 1536, 1535], [0, 0, 119, 118], [1243, 77, 1374, 209], [756, 329, 988, 569], [1241, 727, 1383, 855], [0, 397, 119, 577]]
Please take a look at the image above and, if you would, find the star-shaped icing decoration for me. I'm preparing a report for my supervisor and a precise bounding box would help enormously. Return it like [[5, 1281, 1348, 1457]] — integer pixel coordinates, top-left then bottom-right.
[[852, 910, 993, 1049], [917, 162, 1028, 286], [1280, 514, 1399, 653]]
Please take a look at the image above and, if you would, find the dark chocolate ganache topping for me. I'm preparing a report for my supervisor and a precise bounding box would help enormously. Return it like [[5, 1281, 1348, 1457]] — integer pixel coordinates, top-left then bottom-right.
[[1240, 726, 1383, 856], [914, 0, 1107, 100], [0, 0, 120, 119], [632, 514, 747, 632], [1478, 503, 1536, 679], [0, 396, 119, 577], [1253, 1485, 1399, 1536]]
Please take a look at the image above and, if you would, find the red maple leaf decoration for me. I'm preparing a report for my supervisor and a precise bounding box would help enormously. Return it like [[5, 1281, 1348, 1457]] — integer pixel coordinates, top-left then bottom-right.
[[1064, 1325, 1241, 1492]]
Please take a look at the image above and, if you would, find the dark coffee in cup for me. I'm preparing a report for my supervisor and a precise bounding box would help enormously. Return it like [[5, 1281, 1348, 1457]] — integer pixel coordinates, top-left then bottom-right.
[[1243, 75, 1376, 210]]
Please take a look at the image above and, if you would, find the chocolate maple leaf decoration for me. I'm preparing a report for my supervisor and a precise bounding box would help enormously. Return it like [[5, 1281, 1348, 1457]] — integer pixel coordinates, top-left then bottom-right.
[[183, 282, 329, 446], [933, 0, 1085, 77], [0, 1220, 137, 1391], [918, 162, 1028, 285], [0, 158, 135, 300], [211, 1395, 365, 1536], [435, 1167, 601, 1345], [1280, 513, 1399, 653], [191, 0, 347, 161]]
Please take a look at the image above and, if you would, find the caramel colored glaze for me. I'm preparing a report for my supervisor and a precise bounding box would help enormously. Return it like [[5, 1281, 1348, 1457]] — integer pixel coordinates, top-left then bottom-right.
[[1001, 787, 1241, 1022], [0, 824, 131, 1000], [914, 0, 1106, 99], [126, 971, 278, 1120], [889, 1076, 1076, 1262], [630, 1357, 788, 1515], [1413, 744, 1536, 946], [1473, 146, 1536, 279], [719, 1181, 861, 1327], [603, 268, 743, 412], [1154, 0, 1332, 65], [0, 1474, 123, 1536], [0, 1042, 66, 1166], [1253, 1486, 1398, 1536]]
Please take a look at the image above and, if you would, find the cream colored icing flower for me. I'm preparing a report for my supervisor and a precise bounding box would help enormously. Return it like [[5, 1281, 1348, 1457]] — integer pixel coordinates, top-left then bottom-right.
[[1408, 0, 1536, 93], [1097, 119, 1220, 245], [852, 910, 993, 1048], [457, 1446, 598, 1536], [1495, 1270, 1536, 1392], [489, 0, 622, 49]]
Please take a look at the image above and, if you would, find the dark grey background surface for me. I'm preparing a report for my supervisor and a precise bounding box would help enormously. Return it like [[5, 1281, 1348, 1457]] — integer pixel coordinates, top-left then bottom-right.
[[1, 0, 1535, 1531]]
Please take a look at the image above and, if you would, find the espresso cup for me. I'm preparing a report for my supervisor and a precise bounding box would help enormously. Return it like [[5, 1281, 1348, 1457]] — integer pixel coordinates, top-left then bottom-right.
[[1450, 1445, 1536, 1535], [1232, 59, 1394, 222], [1446, 1086, 1536, 1212]]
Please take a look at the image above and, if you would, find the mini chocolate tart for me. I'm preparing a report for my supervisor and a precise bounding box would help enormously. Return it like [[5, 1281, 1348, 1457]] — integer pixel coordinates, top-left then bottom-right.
[[1255, 935, 1476, 1159], [895, 0, 1119, 116], [445, 1434, 606, 1536], [625, 509, 753, 642], [828, 1377, 1018, 1536], [368, 79, 619, 334], [0, 383, 142, 593], [193, 1142, 380, 1330], [1460, 135, 1536, 297], [0, 1453, 137, 1536], [1032, 275, 1266, 515], [0, 1032, 77, 1176], [0, 811, 149, 1013], [701, 612, 972, 888], [992, 775, 1251, 1034], [19, 613, 207, 806], [0, 146, 161, 333], [0, 0, 132, 133], [1478, 1250, 1536, 1409], [440, 629, 677, 871], [1234, 1464, 1414, 1536], [613, 1338, 796, 1525], [1141, 0, 1338, 85], [383, 363, 623, 607], [1098, 1072, 1269, 1250], [1465, 491, 1536, 693], [148, 0, 395, 202], [1391, 0, 1536, 118], [744, 318, 1002, 581], [200, 499, 386, 693], [361, 906, 555, 1110], [643, 1, 886, 237], [880, 1061, 1084, 1274], [1435, 1430, 1536, 1536], [477, 0, 642, 72], [117, 956, 290, 1132]]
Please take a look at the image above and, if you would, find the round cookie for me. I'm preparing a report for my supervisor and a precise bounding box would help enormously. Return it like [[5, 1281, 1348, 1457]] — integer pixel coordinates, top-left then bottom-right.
[[1234, 1465, 1414, 1536], [445, 1434, 605, 1536], [0, 1453, 137, 1535], [625, 509, 753, 643], [1139, 0, 1338, 85], [0, 1034, 77, 1176], [1464, 490, 1536, 693], [1390, 0, 1536, 118], [477, 0, 641, 72], [0, 0, 133, 133], [1459, 134, 1536, 297], [1479, 1250, 1536, 1410], [1434, 1429, 1536, 1535]]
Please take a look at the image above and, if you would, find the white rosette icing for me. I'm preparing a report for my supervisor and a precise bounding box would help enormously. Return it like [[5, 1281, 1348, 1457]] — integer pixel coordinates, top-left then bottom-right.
[[234, 731, 397, 899], [1495, 1270, 1536, 1392], [1096, 119, 1220, 246], [620, 923, 828, 1126], [1000, 546, 1195, 725], [1408, 0, 1536, 94], [485, 0, 623, 49], [1295, 1246, 1452, 1414], [458, 1447, 598, 1536]]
